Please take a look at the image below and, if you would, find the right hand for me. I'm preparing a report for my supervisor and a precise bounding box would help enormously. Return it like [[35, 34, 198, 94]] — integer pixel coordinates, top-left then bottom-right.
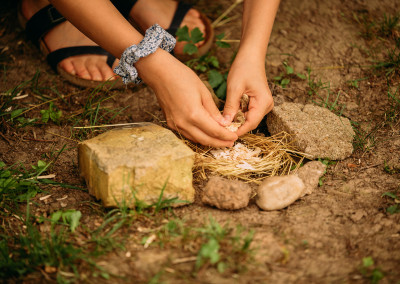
[[135, 49, 238, 147]]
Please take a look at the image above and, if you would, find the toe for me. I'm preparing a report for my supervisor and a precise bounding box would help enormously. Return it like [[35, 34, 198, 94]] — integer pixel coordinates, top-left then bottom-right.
[[99, 61, 116, 81], [59, 59, 76, 75], [86, 61, 103, 82], [72, 57, 91, 80]]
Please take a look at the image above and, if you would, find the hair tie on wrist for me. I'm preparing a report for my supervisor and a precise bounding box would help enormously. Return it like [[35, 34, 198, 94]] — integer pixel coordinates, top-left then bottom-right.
[[114, 24, 176, 84]]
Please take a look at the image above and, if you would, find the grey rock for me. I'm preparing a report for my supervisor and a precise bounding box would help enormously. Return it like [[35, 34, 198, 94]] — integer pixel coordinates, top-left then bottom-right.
[[267, 103, 355, 160], [202, 176, 252, 210], [78, 123, 195, 207], [296, 161, 327, 196], [256, 175, 305, 211]]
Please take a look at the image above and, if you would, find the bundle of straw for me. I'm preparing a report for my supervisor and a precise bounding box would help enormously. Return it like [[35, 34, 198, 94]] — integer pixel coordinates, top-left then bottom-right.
[[186, 132, 305, 184]]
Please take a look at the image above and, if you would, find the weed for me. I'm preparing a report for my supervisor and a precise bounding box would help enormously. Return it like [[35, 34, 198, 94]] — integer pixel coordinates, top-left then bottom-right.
[[381, 191, 400, 214], [383, 161, 400, 175], [69, 86, 128, 140], [306, 68, 346, 115], [353, 12, 376, 40], [379, 13, 400, 38], [351, 121, 381, 152], [360, 256, 385, 283], [150, 216, 255, 274], [372, 47, 400, 78], [40, 101, 62, 124], [306, 67, 330, 97], [0, 160, 47, 210], [347, 77, 368, 90], [316, 158, 335, 186], [384, 85, 400, 123], [50, 210, 82, 232], [273, 61, 306, 88]]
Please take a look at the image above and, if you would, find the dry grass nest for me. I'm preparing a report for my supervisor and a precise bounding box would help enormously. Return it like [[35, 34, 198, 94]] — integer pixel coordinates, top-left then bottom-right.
[[185, 131, 306, 184]]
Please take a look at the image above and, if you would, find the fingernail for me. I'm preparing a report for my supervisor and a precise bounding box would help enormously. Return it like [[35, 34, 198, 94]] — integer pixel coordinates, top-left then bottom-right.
[[223, 114, 231, 122]]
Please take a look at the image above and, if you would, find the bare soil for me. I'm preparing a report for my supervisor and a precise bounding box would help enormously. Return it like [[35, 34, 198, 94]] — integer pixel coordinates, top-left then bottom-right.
[[1, 0, 399, 283]]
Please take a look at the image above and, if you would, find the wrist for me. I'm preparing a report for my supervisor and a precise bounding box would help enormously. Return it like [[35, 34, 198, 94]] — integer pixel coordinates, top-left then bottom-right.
[[113, 24, 175, 84]]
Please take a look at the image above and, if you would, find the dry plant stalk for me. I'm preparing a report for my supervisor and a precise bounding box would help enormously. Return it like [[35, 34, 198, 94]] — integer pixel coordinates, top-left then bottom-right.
[[186, 132, 305, 184]]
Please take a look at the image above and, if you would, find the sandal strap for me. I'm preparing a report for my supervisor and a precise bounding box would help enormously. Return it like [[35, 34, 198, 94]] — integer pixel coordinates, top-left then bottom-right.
[[166, 2, 193, 37], [25, 4, 66, 47], [110, 0, 138, 19], [47, 46, 116, 71]]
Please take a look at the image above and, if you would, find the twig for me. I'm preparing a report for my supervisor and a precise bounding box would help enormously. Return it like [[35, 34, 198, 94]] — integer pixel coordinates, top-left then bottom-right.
[[73, 122, 145, 129], [212, 0, 244, 28], [215, 14, 240, 27], [0, 132, 11, 145], [45, 131, 79, 143], [23, 137, 56, 142], [172, 256, 197, 264], [220, 39, 241, 43], [358, 163, 382, 171]]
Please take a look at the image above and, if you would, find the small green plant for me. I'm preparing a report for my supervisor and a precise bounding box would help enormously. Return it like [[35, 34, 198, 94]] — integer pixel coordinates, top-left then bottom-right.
[[351, 121, 380, 152], [215, 32, 231, 49], [385, 85, 400, 123], [176, 27, 232, 99], [306, 67, 330, 97], [347, 77, 368, 89], [316, 158, 334, 186], [176, 26, 204, 55], [372, 47, 400, 78], [381, 191, 400, 214], [208, 69, 228, 100], [40, 102, 62, 124], [379, 13, 400, 38], [0, 161, 46, 207], [51, 210, 82, 232], [360, 256, 384, 283], [194, 217, 255, 273], [273, 61, 306, 88], [353, 12, 376, 40], [306, 69, 345, 115]]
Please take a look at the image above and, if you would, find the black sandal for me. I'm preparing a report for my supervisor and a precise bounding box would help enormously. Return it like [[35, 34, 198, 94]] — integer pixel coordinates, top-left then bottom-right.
[[19, 4, 124, 89]]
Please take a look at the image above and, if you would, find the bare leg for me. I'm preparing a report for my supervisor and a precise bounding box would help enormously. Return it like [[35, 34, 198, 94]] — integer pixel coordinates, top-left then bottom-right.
[[130, 0, 206, 54], [21, 0, 117, 82]]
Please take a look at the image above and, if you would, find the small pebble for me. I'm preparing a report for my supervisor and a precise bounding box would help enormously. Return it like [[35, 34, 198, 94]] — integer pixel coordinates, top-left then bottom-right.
[[202, 176, 252, 210], [256, 175, 305, 211]]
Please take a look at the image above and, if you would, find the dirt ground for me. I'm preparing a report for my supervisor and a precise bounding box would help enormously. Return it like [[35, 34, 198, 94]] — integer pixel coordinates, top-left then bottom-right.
[[1, 0, 400, 283]]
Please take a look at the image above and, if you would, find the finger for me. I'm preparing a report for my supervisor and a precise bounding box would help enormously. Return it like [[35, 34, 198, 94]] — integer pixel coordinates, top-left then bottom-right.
[[190, 107, 238, 141], [222, 86, 242, 124], [236, 98, 274, 136], [168, 119, 235, 148], [201, 91, 229, 126], [181, 125, 235, 148]]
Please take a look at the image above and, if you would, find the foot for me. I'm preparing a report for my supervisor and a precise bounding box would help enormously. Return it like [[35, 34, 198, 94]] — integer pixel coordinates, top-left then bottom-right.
[[130, 0, 206, 55], [21, 0, 117, 82]]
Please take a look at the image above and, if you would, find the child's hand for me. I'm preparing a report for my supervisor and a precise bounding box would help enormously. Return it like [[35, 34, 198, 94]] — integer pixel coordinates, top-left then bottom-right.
[[223, 56, 274, 136], [136, 49, 238, 147]]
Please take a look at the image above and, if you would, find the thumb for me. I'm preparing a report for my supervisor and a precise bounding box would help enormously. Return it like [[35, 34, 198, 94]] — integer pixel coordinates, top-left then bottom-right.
[[201, 90, 226, 126], [222, 89, 242, 125]]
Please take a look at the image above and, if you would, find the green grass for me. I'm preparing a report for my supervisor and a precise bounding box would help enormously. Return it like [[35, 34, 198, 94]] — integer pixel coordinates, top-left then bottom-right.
[[305, 67, 346, 116], [273, 61, 306, 89], [384, 85, 400, 123], [69, 85, 128, 140], [146, 216, 255, 275]]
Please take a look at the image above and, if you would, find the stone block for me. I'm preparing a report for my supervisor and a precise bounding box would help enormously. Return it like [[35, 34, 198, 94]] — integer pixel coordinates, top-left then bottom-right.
[[78, 123, 195, 207], [267, 103, 355, 160]]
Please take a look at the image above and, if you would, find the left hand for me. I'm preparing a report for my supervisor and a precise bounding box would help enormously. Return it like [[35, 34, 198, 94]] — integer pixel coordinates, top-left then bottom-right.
[[223, 55, 274, 136]]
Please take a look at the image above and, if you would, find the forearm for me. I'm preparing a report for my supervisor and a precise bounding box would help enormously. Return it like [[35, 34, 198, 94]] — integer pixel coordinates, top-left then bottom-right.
[[49, 0, 143, 57], [238, 0, 280, 61]]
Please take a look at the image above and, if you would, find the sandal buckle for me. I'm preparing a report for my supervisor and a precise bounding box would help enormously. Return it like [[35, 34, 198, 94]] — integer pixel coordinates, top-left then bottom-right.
[[47, 6, 64, 24]]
